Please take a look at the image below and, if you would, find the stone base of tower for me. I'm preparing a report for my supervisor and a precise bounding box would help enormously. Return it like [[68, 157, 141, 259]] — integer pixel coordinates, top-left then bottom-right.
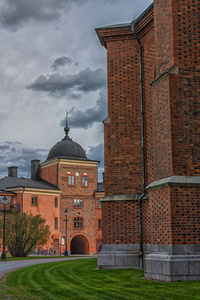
[[145, 252, 200, 282], [145, 176, 200, 281], [98, 244, 150, 269]]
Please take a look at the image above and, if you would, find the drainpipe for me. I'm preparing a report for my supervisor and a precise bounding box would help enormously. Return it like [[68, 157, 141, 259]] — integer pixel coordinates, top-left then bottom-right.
[[131, 20, 146, 269]]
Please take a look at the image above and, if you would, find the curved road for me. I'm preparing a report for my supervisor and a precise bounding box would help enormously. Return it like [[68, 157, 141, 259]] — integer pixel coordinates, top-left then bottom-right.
[[0, 256, 96, 279]]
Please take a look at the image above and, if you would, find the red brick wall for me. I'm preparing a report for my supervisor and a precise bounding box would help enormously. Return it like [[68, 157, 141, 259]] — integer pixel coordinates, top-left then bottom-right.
[[97, 0, 200, 251], [102, 201, 139, 244], [170, 74, 200, 176], [153, 0, 200, 178], [102, 199, 150, 245], [57, 162, 99, 254], [151, 75, 173, 181], [149, 185, 200, 245], [149, 187, 172, 245], [141, 27, 156, 185], [154, 0, 174, 75], [40, 163, 58, 186], [172, 0, 199, 71], [104, 32, 143, 195], [170, 186, 200, 244], [141, 199, 150, 244]]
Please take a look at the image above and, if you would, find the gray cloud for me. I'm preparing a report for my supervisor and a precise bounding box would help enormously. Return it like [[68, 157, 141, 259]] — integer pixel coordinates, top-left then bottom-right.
[[27, 68, 106, 97], [87, 143, 104, 166], [51, 57, 78, 71], [60, 88, 107, 129], [0, 0, 87, 29], [0, 141, 48, 178], [67, 93, 82, 100]]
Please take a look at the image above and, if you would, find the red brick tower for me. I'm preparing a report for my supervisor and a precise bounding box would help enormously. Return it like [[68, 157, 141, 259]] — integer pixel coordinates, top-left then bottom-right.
[[40, 117, 102, 255], [96, 0, 200, 281], [96, 5, 154, 269], [145, 0, 200, 281]]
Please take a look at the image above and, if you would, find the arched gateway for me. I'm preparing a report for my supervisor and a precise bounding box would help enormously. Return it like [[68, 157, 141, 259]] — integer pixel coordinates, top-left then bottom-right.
[[70, 235, 89, 254]]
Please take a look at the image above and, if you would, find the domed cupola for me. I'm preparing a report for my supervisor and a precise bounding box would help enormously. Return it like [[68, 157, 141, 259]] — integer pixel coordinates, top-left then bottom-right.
[[47, 113, 88, 161]]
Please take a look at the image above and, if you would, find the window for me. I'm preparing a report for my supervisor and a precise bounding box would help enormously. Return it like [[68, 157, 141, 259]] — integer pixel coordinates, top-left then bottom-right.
[[67, 174, 75, 187], [74, 217, 84, 229], [98, 219, 102, 229], [8, 196, 13, 204], [98, 200, 101, 209], [55, 197, 58, 207], [73, 198, 83, 208], [0, 195, 13, 204], [55, 217, 58, 229], [81, 175, 88, 187], [31, 196, 38, 206]]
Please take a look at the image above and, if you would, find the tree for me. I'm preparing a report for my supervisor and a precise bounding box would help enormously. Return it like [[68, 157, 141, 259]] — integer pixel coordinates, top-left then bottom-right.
[[0, 211, 50, 257]]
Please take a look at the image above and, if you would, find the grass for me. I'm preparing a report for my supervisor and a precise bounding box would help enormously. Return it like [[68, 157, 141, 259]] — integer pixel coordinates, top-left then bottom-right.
[[0, 258, 200, 300]]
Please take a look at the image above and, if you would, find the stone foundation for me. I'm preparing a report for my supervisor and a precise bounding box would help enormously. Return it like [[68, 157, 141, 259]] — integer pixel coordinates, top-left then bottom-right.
[[98, 244, 150, 269], [145, 253, 200, 281]]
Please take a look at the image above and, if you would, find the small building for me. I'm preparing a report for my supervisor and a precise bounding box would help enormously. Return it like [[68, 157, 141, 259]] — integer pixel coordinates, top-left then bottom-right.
[[0, 120, 104, 255]]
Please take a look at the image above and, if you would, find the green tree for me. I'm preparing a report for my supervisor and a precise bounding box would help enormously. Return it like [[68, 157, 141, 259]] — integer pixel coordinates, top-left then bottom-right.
[[0, 211, 50, 257]]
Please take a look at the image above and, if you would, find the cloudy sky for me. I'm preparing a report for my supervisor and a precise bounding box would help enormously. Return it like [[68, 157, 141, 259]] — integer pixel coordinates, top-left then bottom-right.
[[0, 0, 152, 181]]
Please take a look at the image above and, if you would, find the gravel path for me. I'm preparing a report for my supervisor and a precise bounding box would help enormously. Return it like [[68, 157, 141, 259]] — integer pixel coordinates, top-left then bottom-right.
[[0, 256, 96, 279]]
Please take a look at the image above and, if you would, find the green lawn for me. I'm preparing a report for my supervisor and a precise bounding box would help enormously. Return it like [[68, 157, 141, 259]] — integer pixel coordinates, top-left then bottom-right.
[[0, 258, 200, 300]]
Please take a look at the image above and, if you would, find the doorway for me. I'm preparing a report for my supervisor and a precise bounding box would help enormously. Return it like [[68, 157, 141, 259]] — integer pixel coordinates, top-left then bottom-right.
[[70, 235, 89, 254]]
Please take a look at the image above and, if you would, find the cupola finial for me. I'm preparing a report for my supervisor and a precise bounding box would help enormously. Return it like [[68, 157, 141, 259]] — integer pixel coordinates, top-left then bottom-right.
[[64, 109, 70, 138]]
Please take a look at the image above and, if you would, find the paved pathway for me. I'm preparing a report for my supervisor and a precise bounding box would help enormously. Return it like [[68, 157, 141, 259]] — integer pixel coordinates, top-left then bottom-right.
[[0, 256, 96, 279]]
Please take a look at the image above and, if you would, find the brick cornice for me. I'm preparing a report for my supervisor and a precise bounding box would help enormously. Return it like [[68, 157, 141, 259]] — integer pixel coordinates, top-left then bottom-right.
[[147, 176, 200, 190], [101, 194, 141, 202], [96, 5, 154, 48]]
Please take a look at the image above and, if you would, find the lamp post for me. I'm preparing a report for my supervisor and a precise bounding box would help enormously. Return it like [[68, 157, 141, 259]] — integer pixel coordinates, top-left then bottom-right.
[[1, 196, 8, 261], [64, 208, 68, 256]]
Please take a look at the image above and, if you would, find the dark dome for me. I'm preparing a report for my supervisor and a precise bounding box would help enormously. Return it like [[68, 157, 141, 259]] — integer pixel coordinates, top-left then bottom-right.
[[47, 122, 88, 161]]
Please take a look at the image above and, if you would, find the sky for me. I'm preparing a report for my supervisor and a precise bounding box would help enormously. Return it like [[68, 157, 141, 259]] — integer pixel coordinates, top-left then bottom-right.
[[0, 0, 152, 181]]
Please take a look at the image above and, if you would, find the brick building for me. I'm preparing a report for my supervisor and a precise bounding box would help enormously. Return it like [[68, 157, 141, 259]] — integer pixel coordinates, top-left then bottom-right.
[[0, 120, 104, 255], [96, 0, 200, 281]]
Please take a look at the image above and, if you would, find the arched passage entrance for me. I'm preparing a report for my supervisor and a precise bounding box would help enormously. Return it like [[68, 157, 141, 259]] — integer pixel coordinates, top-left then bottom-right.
[[70, 235, 89, 254]]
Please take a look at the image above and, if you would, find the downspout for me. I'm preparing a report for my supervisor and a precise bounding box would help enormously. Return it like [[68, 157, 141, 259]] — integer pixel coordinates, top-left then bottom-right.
[[131, 20, 146, 269]]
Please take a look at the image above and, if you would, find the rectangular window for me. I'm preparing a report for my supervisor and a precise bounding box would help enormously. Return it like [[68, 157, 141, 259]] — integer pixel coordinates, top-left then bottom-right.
[[74, 217, 83, 229], [98, 200, 101, 209], [55, 197, 58, 207], [31, 196, 38, 206], [55, 217, 58, 229], [81, 176, 88, 187], [68, 175, 75, 187], [8, 196, 13, 204], [98, 219, 102, 229], [73, 198, 83, 208]]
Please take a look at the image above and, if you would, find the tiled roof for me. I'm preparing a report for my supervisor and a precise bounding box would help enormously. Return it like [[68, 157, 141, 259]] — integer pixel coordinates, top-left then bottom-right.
[[0, 177, 60, 191]]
